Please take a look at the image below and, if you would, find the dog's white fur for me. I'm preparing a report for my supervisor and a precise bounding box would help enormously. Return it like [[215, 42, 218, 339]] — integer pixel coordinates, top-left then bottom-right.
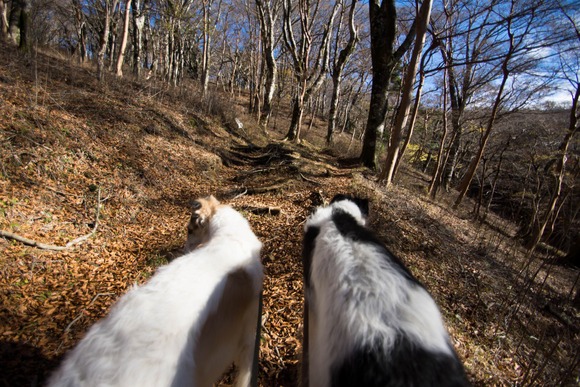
[[304, 198, 457, 387], [48, 198, 263, 387]]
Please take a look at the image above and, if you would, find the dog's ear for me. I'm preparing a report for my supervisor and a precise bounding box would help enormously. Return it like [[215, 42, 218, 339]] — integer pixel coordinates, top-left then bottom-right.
[[353, 197, 369, 217], [330, 194, 349, 204]]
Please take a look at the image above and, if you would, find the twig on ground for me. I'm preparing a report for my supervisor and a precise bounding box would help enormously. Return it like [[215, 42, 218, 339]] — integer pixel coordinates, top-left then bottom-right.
[[0, 187, 102, 250], [299, 173, 321, 185], [64, 292, 116, 333]]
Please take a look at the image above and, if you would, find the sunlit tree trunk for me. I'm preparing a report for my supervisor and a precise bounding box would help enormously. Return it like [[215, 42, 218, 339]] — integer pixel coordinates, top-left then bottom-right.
[[255, 0, 279, 129], [132, 0, 146, 78], [97, 0, 119, 82], [327, 0, 358, 145], [115, 0, 131, 77]]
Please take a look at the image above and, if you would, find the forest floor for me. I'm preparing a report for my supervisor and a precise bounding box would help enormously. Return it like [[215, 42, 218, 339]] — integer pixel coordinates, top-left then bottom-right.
[[0, 43, 578, 386]]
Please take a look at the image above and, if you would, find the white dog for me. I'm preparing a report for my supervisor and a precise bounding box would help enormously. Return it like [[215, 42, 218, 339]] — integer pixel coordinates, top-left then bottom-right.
[[302, 194, 470, 387], [48, 196, 263, 387]]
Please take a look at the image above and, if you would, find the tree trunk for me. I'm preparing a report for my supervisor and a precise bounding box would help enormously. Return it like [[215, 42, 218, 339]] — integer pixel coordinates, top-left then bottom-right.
[[286, 94, 305, 142], [72, 0, 88, 63], [17, 0, 29, 50], [0, 0, 7, 40], [7, 0, 20, 45], [327, 73, 341, 144], [380, 0, 432, 185], [115, 0, 131, 77], [428, 69, 448, 198], [281, 0, 339, 143], [132, 0, 145, 78], [201, 0, 212, 97], [327, 0, 358, 145], [393, 64, 425, 179], [454, 60, 510, 208], [360, 0, 416, 169], [97, 1, 118, 82], [255, 0, 278, 129]]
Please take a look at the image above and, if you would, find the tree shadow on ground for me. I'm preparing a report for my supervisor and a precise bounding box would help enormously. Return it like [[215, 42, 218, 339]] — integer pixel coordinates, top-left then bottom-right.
[[0, 340, 60, 387]]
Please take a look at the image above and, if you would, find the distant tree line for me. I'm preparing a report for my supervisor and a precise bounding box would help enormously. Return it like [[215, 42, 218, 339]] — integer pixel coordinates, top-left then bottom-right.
[[1, 0, 578, 257]]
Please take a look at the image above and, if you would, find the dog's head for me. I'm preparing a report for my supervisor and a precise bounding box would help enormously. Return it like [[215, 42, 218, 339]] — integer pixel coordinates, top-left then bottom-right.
[[330, 194, 369, 219], [185, 195, 222, 251]]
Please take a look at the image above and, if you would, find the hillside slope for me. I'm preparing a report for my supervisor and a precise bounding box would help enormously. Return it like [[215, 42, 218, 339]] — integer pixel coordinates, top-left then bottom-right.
[[0, 44, 578, 386]]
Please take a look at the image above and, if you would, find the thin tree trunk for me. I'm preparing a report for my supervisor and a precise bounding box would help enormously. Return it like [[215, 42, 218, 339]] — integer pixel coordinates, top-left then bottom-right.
[[453, 61, 510, 208], [97, 1, 118, 82], [115, 0, 131, 77], [327, 0, 358, 145], [429, 69, 448, 198], [132, 0, 145, 78], [0, 0, 8, 40], [526, 85, 579, 249], [255, 0, 278, 129]]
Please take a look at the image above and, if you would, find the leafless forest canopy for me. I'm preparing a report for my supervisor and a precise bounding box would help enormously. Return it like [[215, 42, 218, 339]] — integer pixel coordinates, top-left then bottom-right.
[[0, 0, 579, 385]]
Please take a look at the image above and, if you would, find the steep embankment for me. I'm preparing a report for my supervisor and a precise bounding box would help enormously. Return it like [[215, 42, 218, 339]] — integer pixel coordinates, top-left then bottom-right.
[[1, 44, 577, 386]]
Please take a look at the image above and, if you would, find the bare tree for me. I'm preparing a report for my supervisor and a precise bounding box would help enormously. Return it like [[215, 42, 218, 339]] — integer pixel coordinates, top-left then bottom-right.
[[326, 0, 358, 145], [427, 0, 511, 191], [454, 0, 565, 208], [379, 0, 433, 185], [526, 7, 579, 250], [359, 0, 416, 169], [255, 0, 280, 128], [96, 0, 120, 82], [131, 0, 146, 78], [281, 0, 339, 143]]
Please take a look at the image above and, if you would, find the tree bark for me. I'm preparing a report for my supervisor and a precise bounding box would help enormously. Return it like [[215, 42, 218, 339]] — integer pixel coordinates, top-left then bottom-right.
[[17, 0, 29, 50], [360, 0, 416, 169], [97, 0, 119, 82], [115, 0, 131, 77], [7, 0, 20, 45], [429, 69, 449, 198], [132, 0, 146, 78], [255, 0, 279, 129], [0, 0, 7, 40]]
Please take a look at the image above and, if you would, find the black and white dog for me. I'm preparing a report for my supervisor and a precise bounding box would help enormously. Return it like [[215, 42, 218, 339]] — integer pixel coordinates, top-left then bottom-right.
[[302, 194, 470, 387], [48, 196, 263, 387]]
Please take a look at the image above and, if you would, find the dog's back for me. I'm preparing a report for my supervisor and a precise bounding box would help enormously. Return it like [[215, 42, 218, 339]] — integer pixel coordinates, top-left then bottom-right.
[[302, 195, 469, 387], [48, 199, 262, 387]]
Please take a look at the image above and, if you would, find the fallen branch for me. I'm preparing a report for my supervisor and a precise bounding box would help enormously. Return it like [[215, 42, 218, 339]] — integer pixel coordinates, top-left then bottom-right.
[[238, 206, 281, 216], [0, 187, 102, 251], [299, 173, 321, 186], [0, 230, 68, 251]]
